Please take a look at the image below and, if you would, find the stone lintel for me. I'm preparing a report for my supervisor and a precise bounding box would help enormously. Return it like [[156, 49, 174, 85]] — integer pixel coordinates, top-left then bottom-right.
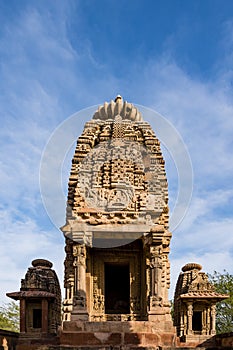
[[62, 221, 156, 246], [63, 220, 153, 233], [7, 291, 56, 300]]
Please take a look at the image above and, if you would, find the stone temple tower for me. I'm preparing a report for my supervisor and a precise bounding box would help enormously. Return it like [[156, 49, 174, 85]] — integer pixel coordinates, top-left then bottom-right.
[[61, 96, 175, 346]]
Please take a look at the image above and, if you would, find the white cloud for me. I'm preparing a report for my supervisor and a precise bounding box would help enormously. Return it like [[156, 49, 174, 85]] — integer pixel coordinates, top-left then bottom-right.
[[0, 208, 64, 304]]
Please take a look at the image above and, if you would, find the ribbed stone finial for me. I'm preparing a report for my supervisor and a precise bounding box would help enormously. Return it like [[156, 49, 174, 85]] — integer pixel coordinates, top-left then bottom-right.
[[32, 258, 53, 268], [114, 95, 123, 102], [93, 97, 142, 121], [182, 262, 202, 272]]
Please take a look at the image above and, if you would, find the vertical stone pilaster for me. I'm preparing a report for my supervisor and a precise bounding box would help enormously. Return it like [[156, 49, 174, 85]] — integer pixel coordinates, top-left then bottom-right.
[[144, 229, 173, 328], [203, 308, 207, 335], [207, 306, 211, 335], [71, 244, 89, 320], [187, 302, 193, 335], [149, 244, 163, 313], [184, 312, 187, 335], [180, 310, 184, 337], [63, 239, 75, 321], [20, 299, 26, 333], [210, 304, 216, 335], [41, 299, 48, 334]]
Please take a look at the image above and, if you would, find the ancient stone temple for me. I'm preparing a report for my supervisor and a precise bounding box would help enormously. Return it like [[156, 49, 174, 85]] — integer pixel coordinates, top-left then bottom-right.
[[6, 96, 230, 349], [7, 259, 61, 349], [60, 96, 175, 347], [174, 263, 229, 344]]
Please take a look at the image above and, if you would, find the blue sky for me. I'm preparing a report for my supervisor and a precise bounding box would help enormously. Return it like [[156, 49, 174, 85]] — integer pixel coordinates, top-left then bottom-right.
[[1, 0, 233, 303]]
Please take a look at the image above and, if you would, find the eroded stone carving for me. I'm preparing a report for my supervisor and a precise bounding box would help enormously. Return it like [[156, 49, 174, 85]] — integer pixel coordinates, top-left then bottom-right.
[[65, 110, 168, 232]]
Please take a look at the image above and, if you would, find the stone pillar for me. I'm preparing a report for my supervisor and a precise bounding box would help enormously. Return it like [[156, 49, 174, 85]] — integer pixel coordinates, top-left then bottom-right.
[[180, 310, 184, 337], [71, 244, 88, 320], [183, 313, 187, 335], [161, 251, 170, 304], [148, 245, 163, 314], [20, 299, 26, 333], [210, 304, 216, 335], [41, 299, 48, 334], [203, 308, 207, 335], [207, 306, 211, 335], [187, 302, 193, 335]]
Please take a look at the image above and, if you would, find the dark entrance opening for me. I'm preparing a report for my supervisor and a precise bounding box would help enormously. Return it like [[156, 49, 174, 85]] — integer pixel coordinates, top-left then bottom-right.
[[192, 311, 202, 332], [105, 263, 130, 314], [33, 309, 42, 328]]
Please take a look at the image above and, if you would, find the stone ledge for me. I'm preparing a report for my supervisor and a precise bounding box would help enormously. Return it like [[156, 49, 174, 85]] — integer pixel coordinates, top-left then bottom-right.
[[62, 321, 175, 334], [59, 330, 177, 348]]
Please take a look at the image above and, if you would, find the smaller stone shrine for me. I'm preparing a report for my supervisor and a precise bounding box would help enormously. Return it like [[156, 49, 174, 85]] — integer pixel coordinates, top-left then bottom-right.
[[174, 263, 229, 344], [7, 259, 61, 350]]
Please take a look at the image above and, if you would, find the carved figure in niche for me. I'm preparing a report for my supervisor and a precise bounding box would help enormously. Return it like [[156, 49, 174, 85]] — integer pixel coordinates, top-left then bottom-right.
[[151, 295, 163, 308], [73, 291, 86, 308], [100, 125, 111, 141], [93, 294, 104, 312], [30, 272, 41, 289]]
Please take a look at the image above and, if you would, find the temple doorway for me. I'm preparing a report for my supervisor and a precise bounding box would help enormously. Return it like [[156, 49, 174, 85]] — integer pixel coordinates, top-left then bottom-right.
[[104, 263, 130, 314], [192, 311, 202, 332]]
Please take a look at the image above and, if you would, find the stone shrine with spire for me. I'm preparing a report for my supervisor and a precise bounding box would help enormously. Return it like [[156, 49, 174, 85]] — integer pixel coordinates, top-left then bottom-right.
[[61, 95, 172, 327]]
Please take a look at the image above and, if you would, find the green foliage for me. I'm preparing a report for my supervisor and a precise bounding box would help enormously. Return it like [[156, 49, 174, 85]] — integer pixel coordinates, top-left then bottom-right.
[[208, 270, 233, 334], [0, 301, 20, 332]]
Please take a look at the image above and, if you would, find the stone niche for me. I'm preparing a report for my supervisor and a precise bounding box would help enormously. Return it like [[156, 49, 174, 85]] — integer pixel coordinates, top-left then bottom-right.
[[61, 96, 174, 341]]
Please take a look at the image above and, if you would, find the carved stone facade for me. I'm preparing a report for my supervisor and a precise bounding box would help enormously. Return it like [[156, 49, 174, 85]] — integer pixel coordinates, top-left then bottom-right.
[[174, 263, 228, 343], [7, 259, 61, 337], [61, 96, 173, 332]]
